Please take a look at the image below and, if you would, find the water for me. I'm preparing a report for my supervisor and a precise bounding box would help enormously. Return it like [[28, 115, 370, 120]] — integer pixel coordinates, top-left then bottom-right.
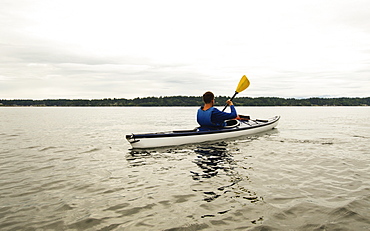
[[1, 107, 369, 230]]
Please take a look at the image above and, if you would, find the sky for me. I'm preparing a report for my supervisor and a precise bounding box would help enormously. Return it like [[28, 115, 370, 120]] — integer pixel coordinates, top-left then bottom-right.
[[1, 0, 370, 99]]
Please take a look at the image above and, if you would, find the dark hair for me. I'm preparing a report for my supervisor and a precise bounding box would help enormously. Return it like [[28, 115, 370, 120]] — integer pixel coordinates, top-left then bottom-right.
[[202, 91, 214, 104]]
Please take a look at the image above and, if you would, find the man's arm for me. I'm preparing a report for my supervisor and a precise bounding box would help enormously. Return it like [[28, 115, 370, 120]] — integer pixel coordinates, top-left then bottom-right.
[[211, 105, 237, 123]]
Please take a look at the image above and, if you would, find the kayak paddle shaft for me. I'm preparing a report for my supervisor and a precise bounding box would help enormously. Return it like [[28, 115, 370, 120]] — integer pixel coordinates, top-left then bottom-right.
[[222, 91, 238, 112]]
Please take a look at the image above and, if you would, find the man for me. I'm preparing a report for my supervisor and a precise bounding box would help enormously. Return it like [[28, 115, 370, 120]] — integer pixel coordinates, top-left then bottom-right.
[[197, 91, 237, 129]]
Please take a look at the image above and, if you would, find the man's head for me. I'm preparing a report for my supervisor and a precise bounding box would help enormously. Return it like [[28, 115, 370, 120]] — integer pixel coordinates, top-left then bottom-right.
[[202, 91, 215, 104]]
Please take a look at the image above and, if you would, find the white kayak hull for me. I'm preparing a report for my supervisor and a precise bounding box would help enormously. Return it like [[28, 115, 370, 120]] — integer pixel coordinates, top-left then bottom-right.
[[126, 115, 280, 149]]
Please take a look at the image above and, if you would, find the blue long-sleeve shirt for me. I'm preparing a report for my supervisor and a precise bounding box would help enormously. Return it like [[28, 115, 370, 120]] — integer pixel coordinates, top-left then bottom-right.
[[197, 105, 237, 127], [210, 105, 237, 125]]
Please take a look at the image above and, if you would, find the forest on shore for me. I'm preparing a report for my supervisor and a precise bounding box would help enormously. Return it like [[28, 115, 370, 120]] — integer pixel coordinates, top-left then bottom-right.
[[1, 96, 369, 107]]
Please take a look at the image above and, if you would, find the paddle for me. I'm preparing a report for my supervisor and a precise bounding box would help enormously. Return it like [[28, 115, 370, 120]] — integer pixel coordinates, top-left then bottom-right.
[[222, 75, 250, 112]]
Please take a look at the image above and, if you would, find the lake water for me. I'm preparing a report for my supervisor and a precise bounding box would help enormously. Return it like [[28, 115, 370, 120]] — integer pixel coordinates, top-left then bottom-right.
[[1, 107, 369, 230]]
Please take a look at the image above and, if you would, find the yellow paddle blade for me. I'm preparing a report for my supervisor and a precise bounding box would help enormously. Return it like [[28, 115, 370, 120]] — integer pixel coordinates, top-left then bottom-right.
[[235, 75, 250, 93]]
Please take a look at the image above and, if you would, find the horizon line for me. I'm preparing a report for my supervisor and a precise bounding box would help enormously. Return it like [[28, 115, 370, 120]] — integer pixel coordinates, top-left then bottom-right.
[[1, 96, 370, 101]]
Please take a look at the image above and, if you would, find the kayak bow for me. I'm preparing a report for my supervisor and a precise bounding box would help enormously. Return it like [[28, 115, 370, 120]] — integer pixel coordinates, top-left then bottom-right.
[[126, 115, 280, 149]]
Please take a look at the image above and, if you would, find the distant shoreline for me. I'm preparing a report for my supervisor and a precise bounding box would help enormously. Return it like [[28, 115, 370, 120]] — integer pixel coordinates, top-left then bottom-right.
[[1, 96, 369, 107]]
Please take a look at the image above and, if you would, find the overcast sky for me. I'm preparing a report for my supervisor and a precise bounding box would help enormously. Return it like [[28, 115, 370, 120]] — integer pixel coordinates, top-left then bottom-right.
[[1, 0, 370, 99]]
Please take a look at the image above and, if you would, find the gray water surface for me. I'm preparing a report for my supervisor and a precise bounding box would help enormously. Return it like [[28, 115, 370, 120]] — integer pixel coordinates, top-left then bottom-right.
[[1, 107, 369, 230]]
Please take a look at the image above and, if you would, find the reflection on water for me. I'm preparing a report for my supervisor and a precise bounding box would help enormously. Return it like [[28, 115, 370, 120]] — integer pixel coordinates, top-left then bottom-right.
[[190, 141, 265, 221], [126, 150, 155, 167], [125, 141, 266, 223], [191, 141, 233, 180]]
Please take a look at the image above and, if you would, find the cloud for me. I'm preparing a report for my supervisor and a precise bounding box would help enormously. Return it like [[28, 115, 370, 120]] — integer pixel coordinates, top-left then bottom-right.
[[1, 0, 370, 99]]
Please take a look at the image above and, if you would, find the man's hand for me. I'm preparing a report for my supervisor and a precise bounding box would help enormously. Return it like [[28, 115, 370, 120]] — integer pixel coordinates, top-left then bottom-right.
[[226, 100, 233, 106]]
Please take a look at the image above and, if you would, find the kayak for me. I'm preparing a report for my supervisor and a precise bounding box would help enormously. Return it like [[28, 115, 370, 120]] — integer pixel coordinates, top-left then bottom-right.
[[126, 115, 280, 149]]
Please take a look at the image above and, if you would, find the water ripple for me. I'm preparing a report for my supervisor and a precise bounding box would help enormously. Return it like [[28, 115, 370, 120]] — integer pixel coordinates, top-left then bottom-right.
[[1, 107, 369, 230]]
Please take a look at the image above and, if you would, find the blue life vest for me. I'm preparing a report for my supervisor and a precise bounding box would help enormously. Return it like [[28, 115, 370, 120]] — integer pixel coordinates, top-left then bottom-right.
[[197, 107, 225, 127]]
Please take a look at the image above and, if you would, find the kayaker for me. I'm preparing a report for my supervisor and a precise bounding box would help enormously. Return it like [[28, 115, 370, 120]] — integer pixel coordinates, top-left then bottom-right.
[[197, 91, 237, 129]]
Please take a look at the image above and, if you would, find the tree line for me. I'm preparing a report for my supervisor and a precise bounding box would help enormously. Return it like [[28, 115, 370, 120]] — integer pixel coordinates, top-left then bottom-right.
[[0, 96, 369, 107]]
